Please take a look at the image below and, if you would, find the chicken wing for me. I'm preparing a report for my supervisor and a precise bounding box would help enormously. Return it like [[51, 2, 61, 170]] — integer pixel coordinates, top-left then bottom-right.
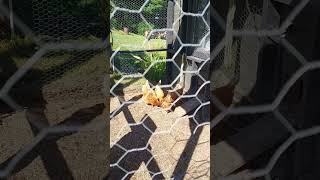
[[142, 80, 181, 109]]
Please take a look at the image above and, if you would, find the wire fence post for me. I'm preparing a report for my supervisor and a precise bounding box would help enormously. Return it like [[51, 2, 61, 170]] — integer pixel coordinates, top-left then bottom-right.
[[8, 0, 14, 39]]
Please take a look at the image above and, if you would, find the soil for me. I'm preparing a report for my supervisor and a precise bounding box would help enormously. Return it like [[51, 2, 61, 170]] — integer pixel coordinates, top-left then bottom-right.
[[0, 52, 210, 180], [0, 53, 108, 179], [110, 82, 210, 180]]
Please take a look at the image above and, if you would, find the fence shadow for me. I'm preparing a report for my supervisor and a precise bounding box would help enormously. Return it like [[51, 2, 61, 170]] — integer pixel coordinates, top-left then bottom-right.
[[0, 54, 21, 114], [38, 50, 99, 85], [169, 85, 210, 179], [0, 51, 106, 179], [110, 114, 165, 179], [170, 120, 205, 179], [109, 70, 210, 179], [109, 82, 165, 179], [0, 103, 105, 179]]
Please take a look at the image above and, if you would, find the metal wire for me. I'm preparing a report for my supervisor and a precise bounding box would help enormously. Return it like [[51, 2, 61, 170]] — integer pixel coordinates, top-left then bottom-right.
[[110, 0, 210, 179], [0, 0, 108, 178], [210, 0, 320, 179]]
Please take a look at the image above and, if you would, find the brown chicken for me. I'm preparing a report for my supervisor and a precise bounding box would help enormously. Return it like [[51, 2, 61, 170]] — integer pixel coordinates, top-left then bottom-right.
[[142, 80, 179, 109], [142, 81, 161, 106]]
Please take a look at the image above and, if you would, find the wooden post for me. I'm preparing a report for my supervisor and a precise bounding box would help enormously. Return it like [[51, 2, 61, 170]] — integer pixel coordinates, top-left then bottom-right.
[[98, 0, 109, 40], [9, 0, 15, 39], [165, 0, 174, 84]]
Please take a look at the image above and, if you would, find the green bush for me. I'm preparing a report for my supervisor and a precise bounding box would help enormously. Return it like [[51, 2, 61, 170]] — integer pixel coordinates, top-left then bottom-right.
[[111, 19, 122, 30], [137, 22, 154, 36], [111, 18, 155, 36], [142, 51, 166, 83]]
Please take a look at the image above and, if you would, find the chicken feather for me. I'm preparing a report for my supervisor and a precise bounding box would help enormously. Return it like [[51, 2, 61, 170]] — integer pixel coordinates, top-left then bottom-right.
[[142, 80, 181, 108], [142, 80, 151, 96], [155, 85, 164, 100]]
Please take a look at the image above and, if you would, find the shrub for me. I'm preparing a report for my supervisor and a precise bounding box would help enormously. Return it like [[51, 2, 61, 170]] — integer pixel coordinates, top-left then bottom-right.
[[142, 51, 166, 83], [111, 18, 122, 30], [137, 22, 154, 36]]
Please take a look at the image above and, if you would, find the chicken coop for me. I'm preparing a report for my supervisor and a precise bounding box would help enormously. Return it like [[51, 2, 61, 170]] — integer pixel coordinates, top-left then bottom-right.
[[165, 0, 210, 122], [110, 0, 210, 179], [211, 0, 320, 179]]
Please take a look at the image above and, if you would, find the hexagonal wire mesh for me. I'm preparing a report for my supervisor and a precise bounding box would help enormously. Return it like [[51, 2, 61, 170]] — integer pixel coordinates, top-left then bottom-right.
[[211, 0, 320, 179], [0, 0, 109, 179], [110, 0, 210, 179]]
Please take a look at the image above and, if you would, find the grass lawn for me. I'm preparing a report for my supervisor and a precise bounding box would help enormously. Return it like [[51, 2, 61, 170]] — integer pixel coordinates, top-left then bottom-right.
[[111, 30, 166, 51], [0, 33, 168, 92], [110, 30, 168, 86], [0, 38, 106, 86]]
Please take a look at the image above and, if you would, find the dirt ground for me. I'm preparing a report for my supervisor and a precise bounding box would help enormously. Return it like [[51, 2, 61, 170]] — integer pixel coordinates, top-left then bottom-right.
[[110, 81, 210, 180], [0, 53, 108, 179], [0, 51, 210, 179]]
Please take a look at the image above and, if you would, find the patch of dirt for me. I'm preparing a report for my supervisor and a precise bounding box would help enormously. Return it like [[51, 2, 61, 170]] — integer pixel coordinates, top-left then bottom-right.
[[0, 53, 108, 179], [110, 83, 210, 179]]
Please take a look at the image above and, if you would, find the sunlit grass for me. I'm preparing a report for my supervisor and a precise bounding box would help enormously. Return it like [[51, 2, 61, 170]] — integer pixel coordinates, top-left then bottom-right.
[[111, 29, 167, 86], [111, 30, 166, 51]]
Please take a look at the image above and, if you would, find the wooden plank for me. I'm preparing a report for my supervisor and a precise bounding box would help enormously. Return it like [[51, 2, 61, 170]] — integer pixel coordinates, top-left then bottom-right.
[[211, 115, 289, 178]]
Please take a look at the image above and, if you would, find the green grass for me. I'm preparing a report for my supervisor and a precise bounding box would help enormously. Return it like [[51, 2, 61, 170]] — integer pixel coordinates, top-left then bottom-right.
[[63, 53, 107, 78], [13, 54, 71, 70], [111, 30, 166, 50], [6, 52, 107, 87], [0, 33, 167, 90], [111, 30, 167, 85]]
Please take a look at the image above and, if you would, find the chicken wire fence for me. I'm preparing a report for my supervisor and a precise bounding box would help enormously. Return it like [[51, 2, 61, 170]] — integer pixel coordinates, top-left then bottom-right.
[[110, 0, 210, 179], [0, 0, 109, 179], [211, 0, 320, 179]]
